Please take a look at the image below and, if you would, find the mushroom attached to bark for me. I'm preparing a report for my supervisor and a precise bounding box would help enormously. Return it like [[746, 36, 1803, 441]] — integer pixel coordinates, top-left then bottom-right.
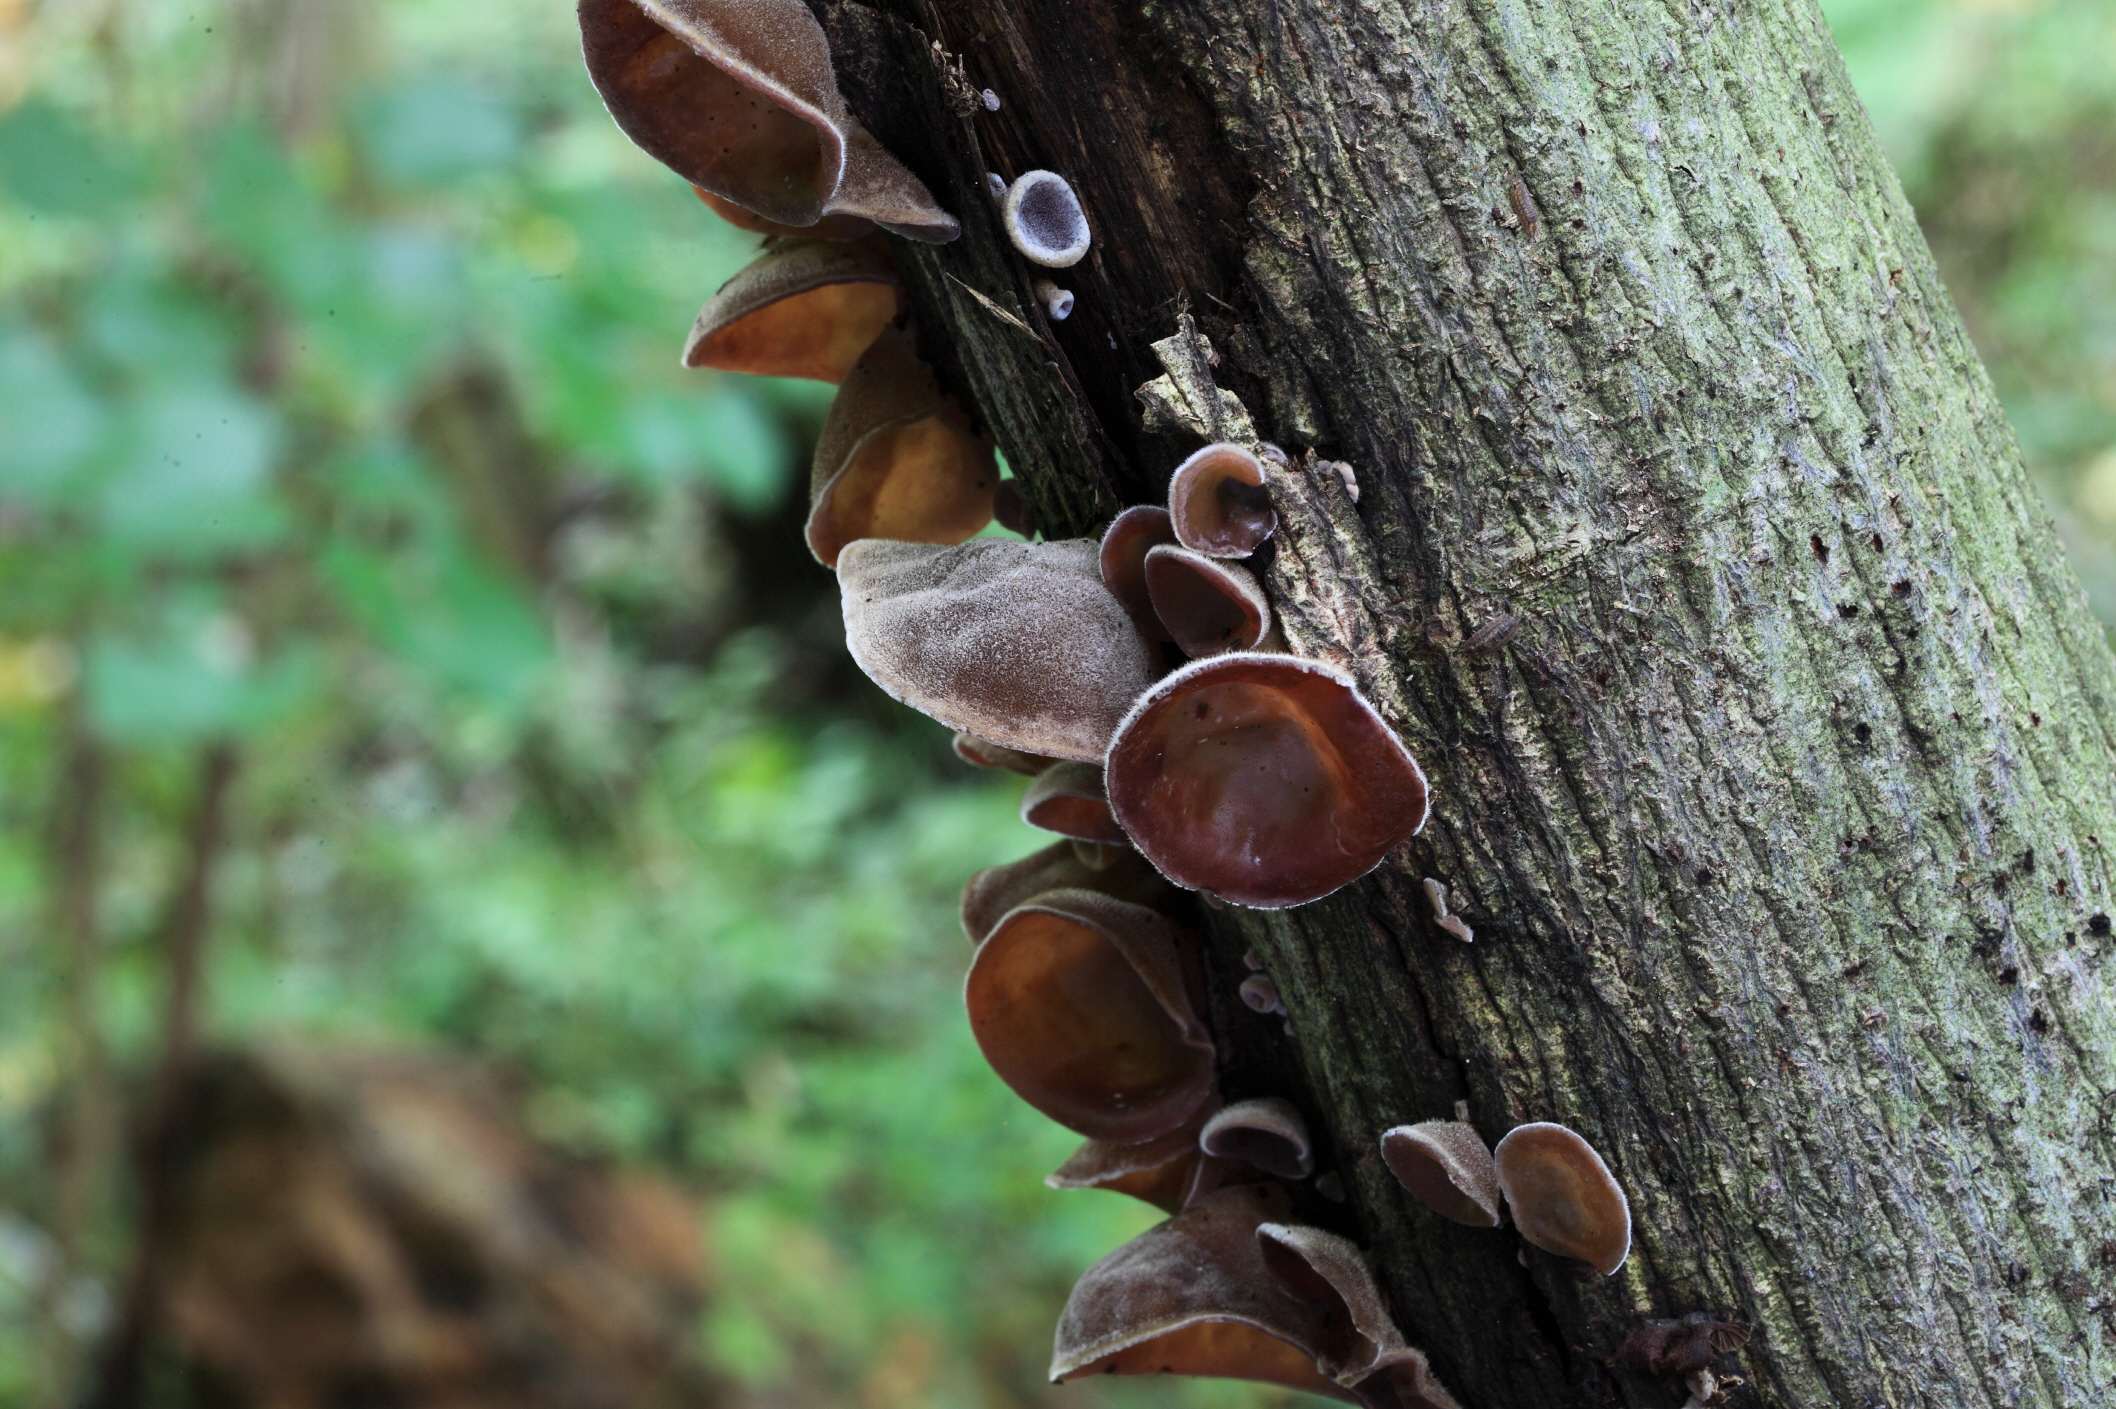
[[579, 0, 958, 240], [1200, 1098, 1313, 1180], [682, 237, 901, 383], [1046, 1105, 1223, 1214], [958, 840, 1171, 945], [1168, 442, 1277, 558], [693, 185, 875, 241], [1032, 279, 1074, 320], [966, 890, 1214, 1142], [1001, 169, 1091, 267], [839, 537, 1157, 762], [1421, 878, 1474, 944], [1143, 545, 1277, 658], [1049, 1184, 1348, 1400], [1493, 1122, 1632, 1276], [1380, 1121, 1501, 1228], [1099, 505, 1178, 643], [1021, 762, 1129, 848], [807, 327, 995, 566], [1252, 1223, 1463, 1408], [951, 732, 1057, 776], [1104, 653, 1430, 908]]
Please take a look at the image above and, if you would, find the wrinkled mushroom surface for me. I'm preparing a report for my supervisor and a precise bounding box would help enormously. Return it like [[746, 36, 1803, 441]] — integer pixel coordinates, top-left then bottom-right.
[[1021, 762, 1130, 848], [1143, 545, 1275, 658], [807, 328, 995, 566], [1200, 1098, 1313, 1181], [966, 890, 1214, 1142], [580, 0, 958, 240], [1168, 443, 1277, 558], [958, 840, 1170, 945], [1050, 1184, 1349, 1400], [683, 237, 901, 382], [1001, 170, 1091, 267], [1380, 1121, 1501, 1228], [840, 537, 1157, 762], [1493, 1122, 1632, 1276], [1100, 505, 1178, 643], [1104, 653, 1429, 908]]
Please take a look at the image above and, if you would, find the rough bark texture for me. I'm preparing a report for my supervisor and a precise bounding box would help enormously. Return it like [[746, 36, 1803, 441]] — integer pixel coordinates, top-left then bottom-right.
[[818, 0, 2116, 1405]]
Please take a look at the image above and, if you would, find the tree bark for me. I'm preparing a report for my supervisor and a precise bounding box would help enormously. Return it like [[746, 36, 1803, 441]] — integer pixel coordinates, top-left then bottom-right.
[[818, 0, 2116, 1404]]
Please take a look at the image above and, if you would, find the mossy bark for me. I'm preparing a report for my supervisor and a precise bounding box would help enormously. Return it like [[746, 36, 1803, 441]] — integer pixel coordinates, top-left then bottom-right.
[[819, 0, 2116, 1404]]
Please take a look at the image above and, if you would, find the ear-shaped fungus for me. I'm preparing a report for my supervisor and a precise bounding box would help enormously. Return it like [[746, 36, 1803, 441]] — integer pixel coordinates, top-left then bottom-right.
[[1100, 505, 1178, 642], [951, 732, 1057, 776], [1104, 653, 1430, 908], [1492, 1122, 1632, 1276], [1200, 1098, 1313, 1180], [807, 328, 996, 566], [1001, 170, 1091, 267], [1143, 545, 1276, 658], [1169, 442, 1277, 558], [682, 237, 901, 382], [959, 840, 1170, 945], [1046, 1105, 1222, 1213], [966, 890, 1214, 1142], [1253, 1223, 1463, 1409], [1049, 1185, 1349, 1400], [1380, 1121, 1501, 1228], [693, 185, 875, 241], [1021, 762, 1130, 848], [839, 537, 1158, 762], [579, 0, 958, 240]]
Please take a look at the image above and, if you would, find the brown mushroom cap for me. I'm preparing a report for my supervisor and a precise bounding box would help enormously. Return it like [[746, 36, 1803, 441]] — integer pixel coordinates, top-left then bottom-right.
[[1253, 1223, 1462, 1408], [682, 237, 901, 383], [806, 328, 996, 566], [1103, 653, 1430, 908], [950, 732, 1057, 776], [579, 0, 958, 241], [965, 889, 1214, 1142], [1021, 761, 1130, 848], [1050, 1184, 1352, 1400], [1492, 1122, 1632, 1276], [1168, 442, 1277, 558], [839, 537, 1159, 763], [1045, 1104, 1221, 1213], [1099, 505, 1178, 643], [958, 840, 1171, 945], [1200, 1098, 1313, 1181], [1379, 1121, 1501, 1228], [1143, 544, 1275, 658], [693, 185, 875, 241]]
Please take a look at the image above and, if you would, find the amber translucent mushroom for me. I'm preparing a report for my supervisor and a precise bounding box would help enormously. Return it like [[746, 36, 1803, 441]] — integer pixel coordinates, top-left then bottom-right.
[[1104, 653, 1430, 908], [1253, 1223, 1463, 1408], [965, 890, 1213, 1142], [1493, 1122, 1632, 1276], [1168, 442, 1277, 558], [839, 537, 1158, 762], [1021, 762, 1130, 848], [958, 840, 1170, 945], [1380, 1121, 1501, 1228], [1050, 1185, 1350, 1400], [1099, 505, 1178, 643], [1200, 1098, 1313, 1181], [578, 0, 958, 240], [806, 328, 995, 566], [682, 237, 901, 383], [1143, 545, 1275, 658]]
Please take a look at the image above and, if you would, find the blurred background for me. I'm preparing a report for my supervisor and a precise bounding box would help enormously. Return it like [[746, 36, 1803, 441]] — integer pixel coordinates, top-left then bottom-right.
[[0, 0, 2109, 1404]]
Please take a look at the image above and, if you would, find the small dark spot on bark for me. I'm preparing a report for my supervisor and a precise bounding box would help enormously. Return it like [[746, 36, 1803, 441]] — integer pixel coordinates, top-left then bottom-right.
[[2096, 1240, 2116, 1270], [2006, 1261, 2031, 1286], [2019, 848, 2035, 875], [2091, 913, 2112, 936], [1870, 532, 1883, 551], [1577, 120, 1588, 137], [1953, 1070, 1972, 1081], [1853, 722, 1872, 744], [1997, 965, 2019, 985], [1842, 959, 1865, 979], [1994, 871, 2009, 895], [1838, 603, 1859, 619], [1892, 579, 1913, 597], [1695, 866, 1714, 887], [2031, 711, 2041, 726], [1810, 534, 1829, 562], [2030, 1008, 2050, 1034]]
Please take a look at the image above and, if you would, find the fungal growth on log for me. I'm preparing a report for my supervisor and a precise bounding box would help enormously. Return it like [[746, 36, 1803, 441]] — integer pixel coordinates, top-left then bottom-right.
[[1380, 1121, 1502, 1228], [1143, 544, 1277, 657], [1200, 1097, 1314, 1180], [1019, 761, 1130, 848], [1044, 1107, 1221, 1213], [1000, 169, 1091, 267], [1168, 442, 1278, 557], [950, 732, 1057, 776], [1099, 505, 1180, 642], [1492, 1122, 1632, 1276], [682, 236, 902, 382]]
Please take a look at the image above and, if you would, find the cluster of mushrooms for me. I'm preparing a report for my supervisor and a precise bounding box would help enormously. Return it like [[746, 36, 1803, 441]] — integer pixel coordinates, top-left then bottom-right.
[[577, 3, 1674, 1404]]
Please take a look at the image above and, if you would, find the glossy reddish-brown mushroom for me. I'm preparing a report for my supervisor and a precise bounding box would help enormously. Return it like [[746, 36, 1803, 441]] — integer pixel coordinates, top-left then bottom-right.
[[965, 889, 1214, 1142], [1168, 442, 1277, 558], [1049, 1184, 1350, 1400], [1099, 505, 1178, 642], [958, 841, 1170, 945], [1380, 1121, 1501, 1228], [839, 537, 1158, 762], [1253, 1223, 1463, 1408], [1021, 762, 1130, 848], [950, 733, 1057, 776], [682, 237, 901, 383], [1200, 1098, 1313, 1181], [578, 0, 958, 240], [1143, 544, 1277, 658], [806, 328, 995, 566], [1103, 653, 1430, 908], [1493, 1122, 1632, 1276]]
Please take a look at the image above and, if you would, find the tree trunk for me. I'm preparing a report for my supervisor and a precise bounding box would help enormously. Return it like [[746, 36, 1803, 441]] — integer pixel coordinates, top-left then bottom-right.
[[819, 0, 2116, 1404]]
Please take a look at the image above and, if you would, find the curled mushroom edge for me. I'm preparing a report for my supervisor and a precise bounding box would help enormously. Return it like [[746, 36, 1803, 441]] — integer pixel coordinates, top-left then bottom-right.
[[1492, 1121, 1632, 1276]]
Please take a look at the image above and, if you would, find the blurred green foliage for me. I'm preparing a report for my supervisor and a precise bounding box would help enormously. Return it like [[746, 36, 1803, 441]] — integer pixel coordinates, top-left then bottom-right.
[[0, 0, 2110, 1405]]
